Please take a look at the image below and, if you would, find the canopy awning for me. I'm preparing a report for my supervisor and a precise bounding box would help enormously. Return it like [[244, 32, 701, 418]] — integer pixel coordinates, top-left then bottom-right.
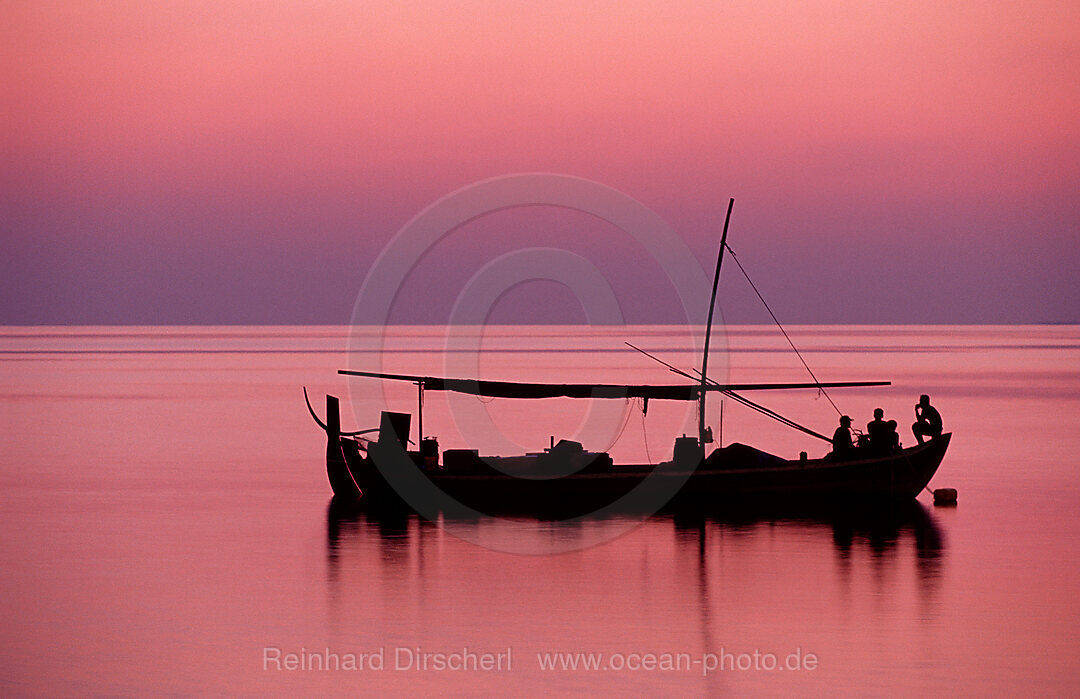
[[339, 370, 889, 401]]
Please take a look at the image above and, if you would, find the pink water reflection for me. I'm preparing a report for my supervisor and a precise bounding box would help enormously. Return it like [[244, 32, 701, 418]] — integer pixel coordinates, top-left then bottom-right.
[[0, 325, 1078, 694]]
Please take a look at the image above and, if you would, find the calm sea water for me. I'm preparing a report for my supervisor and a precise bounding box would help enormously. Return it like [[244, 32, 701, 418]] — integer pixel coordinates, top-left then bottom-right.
[[1, 325, 1078, 696]]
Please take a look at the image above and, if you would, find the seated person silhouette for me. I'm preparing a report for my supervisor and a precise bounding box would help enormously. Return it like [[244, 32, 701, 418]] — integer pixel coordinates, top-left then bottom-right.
[[867, 408, 900, 452], [912, 394, 943, 444], [830, 415, 855, 458]]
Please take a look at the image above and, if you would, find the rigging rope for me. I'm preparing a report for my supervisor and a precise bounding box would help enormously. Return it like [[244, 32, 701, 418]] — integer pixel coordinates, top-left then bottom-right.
[[721, 390, 832, 443], [608, 398, 635, 449], [725, 244, 843, 417], [626, 341, 835, 445], [640, 398, 653, 465]]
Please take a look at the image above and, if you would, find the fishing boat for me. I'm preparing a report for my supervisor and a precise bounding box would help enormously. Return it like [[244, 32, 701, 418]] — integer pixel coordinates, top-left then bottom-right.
[[307, 199, 950, 513]]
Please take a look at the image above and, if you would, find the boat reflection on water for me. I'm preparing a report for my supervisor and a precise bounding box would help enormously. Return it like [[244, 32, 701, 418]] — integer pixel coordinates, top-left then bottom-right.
[[671, 499, 945, 561], [669, 499, 946, 596], [325, 497, 945, 590], [323, 497, 947, 687]]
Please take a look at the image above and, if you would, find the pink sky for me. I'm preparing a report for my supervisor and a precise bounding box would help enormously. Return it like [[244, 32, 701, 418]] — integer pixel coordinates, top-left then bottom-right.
[[3, 1, 1078, 323]]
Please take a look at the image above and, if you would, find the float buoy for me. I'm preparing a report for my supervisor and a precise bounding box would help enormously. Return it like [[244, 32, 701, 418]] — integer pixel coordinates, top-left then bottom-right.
[[933, 488, 957, 506]]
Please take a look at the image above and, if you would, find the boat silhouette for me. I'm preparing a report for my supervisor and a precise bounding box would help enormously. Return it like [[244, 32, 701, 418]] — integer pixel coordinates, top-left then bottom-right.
[[307, 198, 949, 513]]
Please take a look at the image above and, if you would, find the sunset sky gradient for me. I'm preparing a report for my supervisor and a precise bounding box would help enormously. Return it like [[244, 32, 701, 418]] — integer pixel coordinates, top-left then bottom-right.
[[4, 1, 1078, 324]]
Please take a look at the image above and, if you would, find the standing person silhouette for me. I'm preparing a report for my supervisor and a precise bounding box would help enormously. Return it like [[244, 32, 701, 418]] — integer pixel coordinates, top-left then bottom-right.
[[912, 394, 943, 444]]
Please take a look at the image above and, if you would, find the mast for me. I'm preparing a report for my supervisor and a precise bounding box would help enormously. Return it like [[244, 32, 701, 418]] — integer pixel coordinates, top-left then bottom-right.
[[417, 380, 424, 443], [699, 198, 735, 450]]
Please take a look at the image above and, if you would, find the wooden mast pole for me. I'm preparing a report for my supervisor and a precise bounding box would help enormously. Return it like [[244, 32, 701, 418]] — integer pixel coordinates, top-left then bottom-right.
[[699, 198, 735, 451], [417, 380, 424, 443]]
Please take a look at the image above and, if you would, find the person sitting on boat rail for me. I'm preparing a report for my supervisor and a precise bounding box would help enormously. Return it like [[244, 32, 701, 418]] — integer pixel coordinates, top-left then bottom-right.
[[831, 415, 855, 456], [912, 394, 943, 444], [867, 408, 900, 451]]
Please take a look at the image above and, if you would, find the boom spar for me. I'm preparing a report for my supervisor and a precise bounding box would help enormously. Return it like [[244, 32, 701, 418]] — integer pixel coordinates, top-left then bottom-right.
[[338, 369, 888, 400]]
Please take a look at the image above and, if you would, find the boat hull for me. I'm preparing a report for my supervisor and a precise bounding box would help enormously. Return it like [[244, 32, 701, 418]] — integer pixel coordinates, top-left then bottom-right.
[[329, 432, 951, 514]]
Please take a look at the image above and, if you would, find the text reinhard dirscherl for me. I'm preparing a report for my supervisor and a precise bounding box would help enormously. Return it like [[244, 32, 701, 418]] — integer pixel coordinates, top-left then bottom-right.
[[263, 647, 512, 672], [262, 647, 819, 675]]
